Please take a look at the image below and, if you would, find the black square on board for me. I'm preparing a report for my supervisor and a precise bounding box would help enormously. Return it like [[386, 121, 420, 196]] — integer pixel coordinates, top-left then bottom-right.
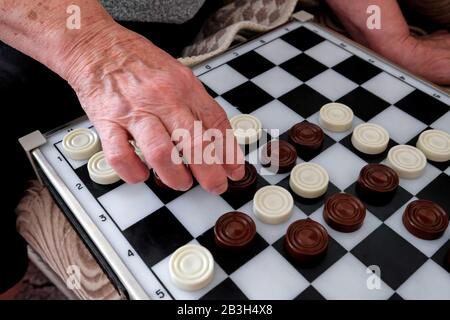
[[278, 130, 335, 161], [337, 87, 390, 121], [221, 172, 269, 210], [294, 286, 325, 300], [228, 51, 275, 79], [277, 177, 341, 215], [222, 81, 273, 113], [123, 207, 193, 267], [345, 182, 412, 221], [196, 227, 268, 275], [74, 164, 124, 198], [273, 234, 347, 283], [396, 90, 448, 125], [279, 84, 330, 118], [280, 54, 328, 82], [332, 56, 382, 85], [203, 84, 218, 98], [351, 224, 427, 290], [431, 239, 450, 272], [406, 128, 449, 172], [340, 134, 398, 163], [144, 172, 195, 204], [416, 173, 450, 214], [281, 26, 324, 51], [200, 278, 248, 300], [389, 293, 404, 300]]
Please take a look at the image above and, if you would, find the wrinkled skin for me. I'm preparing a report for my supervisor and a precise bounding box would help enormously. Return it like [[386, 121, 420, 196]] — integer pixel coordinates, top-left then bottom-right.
[[396, 32, 450, 85], [66, 25, 245, 194], [326, 0, 450, 85]]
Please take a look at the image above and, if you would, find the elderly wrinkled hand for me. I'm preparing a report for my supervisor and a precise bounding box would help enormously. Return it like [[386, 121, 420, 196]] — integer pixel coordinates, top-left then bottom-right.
[[65, 25, 245, 194]]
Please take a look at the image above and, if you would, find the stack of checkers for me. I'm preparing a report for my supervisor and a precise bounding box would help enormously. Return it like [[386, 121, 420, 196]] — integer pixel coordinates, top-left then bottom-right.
[[62, 128, 144, 185], [61, 102, 450, 292]]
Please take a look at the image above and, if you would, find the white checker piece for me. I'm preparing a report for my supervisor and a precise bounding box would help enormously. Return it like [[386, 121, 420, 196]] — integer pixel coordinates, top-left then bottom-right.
[[416, 129, 450, 162], [387, 145, 427, 179], [62, 128, 101, 160], [87, 151, 120, 185], [289, 163, 329, 198], [153, 240, 227, 300], [351, 123, 390, 155], [319, 102, 354, 132], [230, 114, 262, 145], [307, 112, 364, 142], [169, 244, 214, 291], [253, 186, 294, 225]]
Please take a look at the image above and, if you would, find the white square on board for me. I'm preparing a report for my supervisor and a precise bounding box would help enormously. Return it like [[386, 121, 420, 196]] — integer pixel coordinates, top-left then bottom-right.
[[384, 198, 450, 257], [312, 253, 394, 300], [252, 67, 302, 98], [370, 106, 427, 144], [362, 72, 415, 104], [431, 112, 450, 132], [231, 247, 309, 299], [306, 69, 358, 101], [396, 260, 450, 300], [199, 64, 247, 95], [166, 185, 233, 237], [312, 143, 367, 190], [250, 99, 304, 136], [305, 41, 352, 67], [215, 96, 241, 118], [397, 163, 441, 195], [98, 183, 163, 230], [255, 39, 301, 65]]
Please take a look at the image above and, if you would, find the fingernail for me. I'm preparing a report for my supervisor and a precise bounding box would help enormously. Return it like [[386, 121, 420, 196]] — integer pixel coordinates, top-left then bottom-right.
[[211, 181, 228, 195], [230, 166, 245, 181], [178, 180, 193, 192]]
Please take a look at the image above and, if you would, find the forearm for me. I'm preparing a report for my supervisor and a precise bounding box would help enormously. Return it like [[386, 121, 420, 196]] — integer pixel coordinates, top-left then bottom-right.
[[0, 0, 125, 80], [325, 0, 410, 54]]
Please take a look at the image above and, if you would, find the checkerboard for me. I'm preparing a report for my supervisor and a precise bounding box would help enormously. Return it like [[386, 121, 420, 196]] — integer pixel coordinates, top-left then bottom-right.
[[33, 19, 450, 300]]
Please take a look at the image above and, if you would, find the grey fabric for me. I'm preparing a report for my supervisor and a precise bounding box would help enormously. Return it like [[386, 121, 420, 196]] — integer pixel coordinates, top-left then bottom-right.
[[100, 0, 206, 23]]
